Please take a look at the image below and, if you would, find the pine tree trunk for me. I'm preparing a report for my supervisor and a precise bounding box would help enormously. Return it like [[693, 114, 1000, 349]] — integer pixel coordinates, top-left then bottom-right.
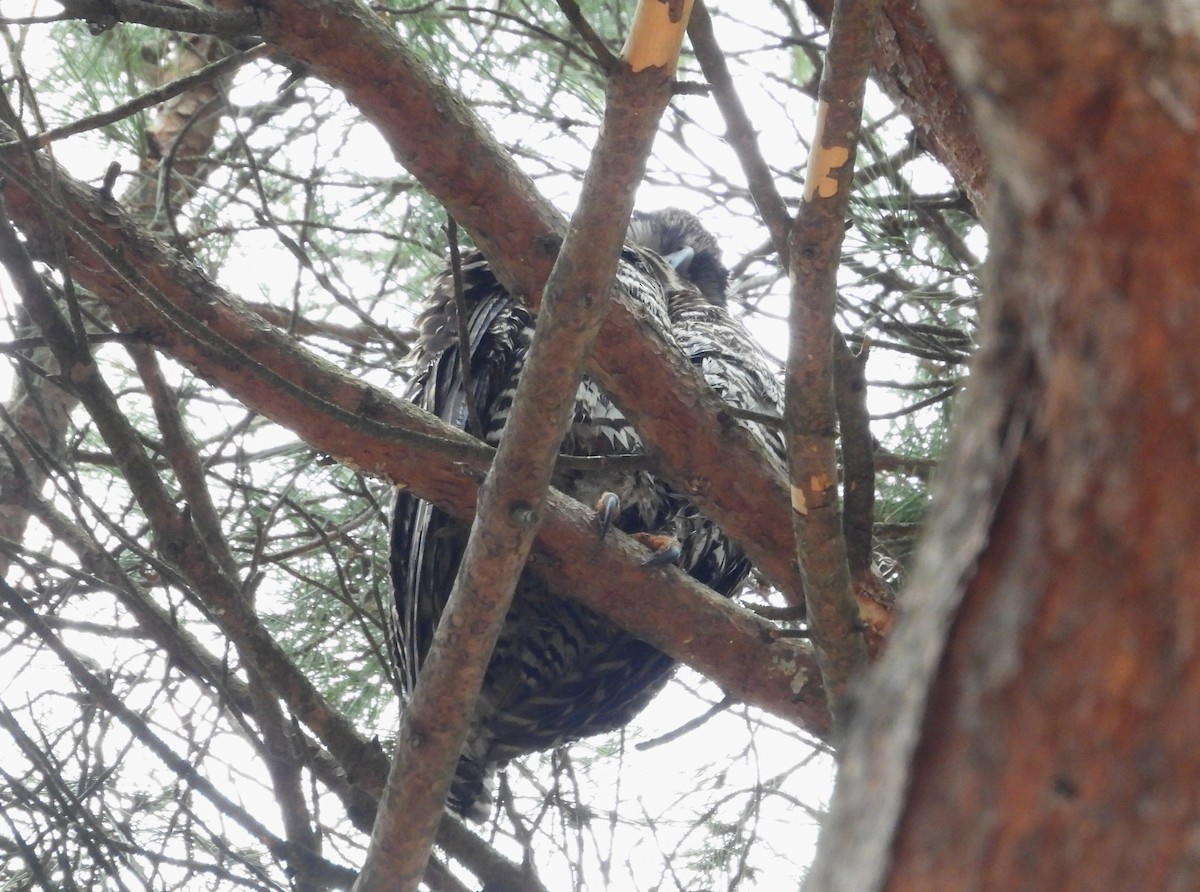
[[805, 4, 1200, 889]]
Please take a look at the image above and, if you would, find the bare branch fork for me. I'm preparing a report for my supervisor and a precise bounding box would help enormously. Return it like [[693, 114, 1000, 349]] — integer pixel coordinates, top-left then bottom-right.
[[355, 4, 698, 887], [787, 0, 882, 718]]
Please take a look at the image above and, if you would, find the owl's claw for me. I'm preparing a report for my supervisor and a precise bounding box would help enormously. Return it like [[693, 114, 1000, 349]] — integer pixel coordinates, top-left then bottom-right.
[[595, 491, 620, 538], [634, 532, 682, 567]]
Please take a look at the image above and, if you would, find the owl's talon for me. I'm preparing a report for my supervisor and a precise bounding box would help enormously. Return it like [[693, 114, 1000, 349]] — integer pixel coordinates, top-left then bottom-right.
[[595, 491, 620, 538], [634, 532, 682, 567]]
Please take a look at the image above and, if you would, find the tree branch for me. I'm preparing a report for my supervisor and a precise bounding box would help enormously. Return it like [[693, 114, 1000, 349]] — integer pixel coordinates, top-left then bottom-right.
[[690, 2, 887, 640], [556, 0, 620, 73], [801, 0, 987, 211], [786, 0, 878, 718], [56, 0, 261, 38]]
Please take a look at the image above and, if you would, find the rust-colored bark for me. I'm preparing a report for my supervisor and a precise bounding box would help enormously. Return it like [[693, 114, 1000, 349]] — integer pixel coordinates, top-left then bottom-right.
[[787, 0, 878, 714], [804, 4, 1200, 891]]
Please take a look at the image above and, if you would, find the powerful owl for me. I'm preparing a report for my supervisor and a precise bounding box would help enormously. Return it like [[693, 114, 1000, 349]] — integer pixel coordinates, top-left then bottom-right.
[[390, 209, 783, 820]]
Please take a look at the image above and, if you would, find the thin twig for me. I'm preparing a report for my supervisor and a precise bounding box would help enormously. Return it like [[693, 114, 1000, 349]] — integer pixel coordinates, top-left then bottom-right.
[[557, 0, 620, 72], [635, 693, 737, 750], [870, 385, 959, 420], [0, 45, 268, 154], [688, 1, 792, 262], [445, 215, 485, 439]]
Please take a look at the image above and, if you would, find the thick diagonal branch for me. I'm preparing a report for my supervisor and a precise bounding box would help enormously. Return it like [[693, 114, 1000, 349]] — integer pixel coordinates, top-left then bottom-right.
[[786, 0, 878, 718]]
